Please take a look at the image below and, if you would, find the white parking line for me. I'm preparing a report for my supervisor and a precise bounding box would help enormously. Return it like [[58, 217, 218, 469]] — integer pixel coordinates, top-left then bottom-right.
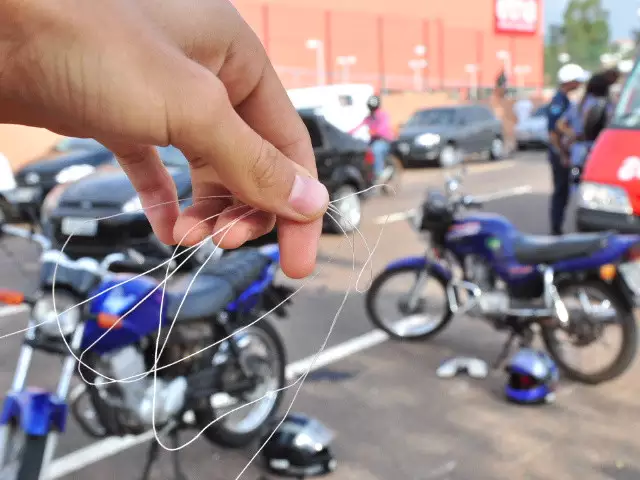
[[0, 305, 28, 318], [45, 329, 389, 479]]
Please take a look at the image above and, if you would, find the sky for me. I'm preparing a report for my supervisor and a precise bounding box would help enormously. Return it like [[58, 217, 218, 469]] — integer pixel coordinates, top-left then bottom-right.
[[544, 0, 638, 40]]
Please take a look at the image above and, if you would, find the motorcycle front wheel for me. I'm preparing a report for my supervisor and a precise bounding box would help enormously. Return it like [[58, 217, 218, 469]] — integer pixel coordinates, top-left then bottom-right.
[[365, 264, 453, 341], [541, 280, 638, 385], [0, 427, 48, 480], [195, 320, 286, 448]]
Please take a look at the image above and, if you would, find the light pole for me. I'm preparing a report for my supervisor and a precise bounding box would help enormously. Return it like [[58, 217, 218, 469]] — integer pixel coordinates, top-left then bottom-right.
[[336, 55, 357, 83], [306, 39, 325, 86], [408, 59, 428, 91], [497, 49, 511, 78], [514, 64, 531, 88], [465, 64, 479, 100]]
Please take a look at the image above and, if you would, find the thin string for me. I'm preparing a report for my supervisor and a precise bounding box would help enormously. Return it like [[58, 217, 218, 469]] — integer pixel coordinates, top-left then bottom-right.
[[0, 185, 395, 477]]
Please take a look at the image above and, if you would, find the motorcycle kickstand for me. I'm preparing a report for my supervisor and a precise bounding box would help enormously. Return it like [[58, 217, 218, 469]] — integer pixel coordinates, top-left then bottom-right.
[[169, 429, 189, 480], [140, 440, 160, 480], [492, 332, 517, 370]]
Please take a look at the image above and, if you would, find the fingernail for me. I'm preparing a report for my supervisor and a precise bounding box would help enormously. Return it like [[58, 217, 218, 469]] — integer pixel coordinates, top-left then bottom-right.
[[288, 174, 329, 217]]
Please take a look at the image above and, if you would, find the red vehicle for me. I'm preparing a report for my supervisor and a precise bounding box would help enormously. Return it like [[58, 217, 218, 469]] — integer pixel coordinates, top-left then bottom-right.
[[576, 60, 640, 233]]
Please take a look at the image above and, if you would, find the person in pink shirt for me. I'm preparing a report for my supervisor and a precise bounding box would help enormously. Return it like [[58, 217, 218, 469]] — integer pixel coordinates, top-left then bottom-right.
[[350, 95, 395, 179]]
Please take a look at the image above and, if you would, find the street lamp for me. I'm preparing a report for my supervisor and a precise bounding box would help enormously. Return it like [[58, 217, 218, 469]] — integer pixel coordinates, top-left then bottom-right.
[[414, 44, 427, 57], [336, 55, 357, 83], [514, 65, 531, 88], [465, 64, 479, 100], [409, 59, 428, 91], [497, 49, 511, 77], [305, 38, 325, 86]]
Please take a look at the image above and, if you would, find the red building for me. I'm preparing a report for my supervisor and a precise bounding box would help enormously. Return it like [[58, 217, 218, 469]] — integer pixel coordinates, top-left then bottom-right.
[[231, 0, 544, 92]]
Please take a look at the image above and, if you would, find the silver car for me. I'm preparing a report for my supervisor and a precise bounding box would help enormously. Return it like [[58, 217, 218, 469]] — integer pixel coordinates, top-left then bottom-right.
[[393, 104, 505, 168], [515, 106, 549, 149]]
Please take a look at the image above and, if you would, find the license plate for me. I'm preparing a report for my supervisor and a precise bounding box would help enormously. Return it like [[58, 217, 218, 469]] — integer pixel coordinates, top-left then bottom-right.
[[61, 217, 98, 236], [618, 261, 640, 295], [8, 187, 40, 203]]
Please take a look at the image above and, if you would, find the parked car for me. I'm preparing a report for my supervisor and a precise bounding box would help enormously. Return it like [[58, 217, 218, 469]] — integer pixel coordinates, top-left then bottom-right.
[[42, 110, 375, 260], [515, 105, 548, 149], [576, 57, 640, 233], [393, 104, 504, 168], [5, 138, 114, 223]]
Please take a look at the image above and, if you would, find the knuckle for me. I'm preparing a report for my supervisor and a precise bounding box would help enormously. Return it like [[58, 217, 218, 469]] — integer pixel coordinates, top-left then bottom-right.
[[248, 139, 280, 191]]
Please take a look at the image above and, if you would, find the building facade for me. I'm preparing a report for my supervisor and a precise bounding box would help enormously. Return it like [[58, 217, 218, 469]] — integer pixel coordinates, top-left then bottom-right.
[[232, 0, 544, 91]]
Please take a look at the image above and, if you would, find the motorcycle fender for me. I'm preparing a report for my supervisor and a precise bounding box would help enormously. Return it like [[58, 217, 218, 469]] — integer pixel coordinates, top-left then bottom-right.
[[385, 256, 452, 281], [0, 388, 68, 435]]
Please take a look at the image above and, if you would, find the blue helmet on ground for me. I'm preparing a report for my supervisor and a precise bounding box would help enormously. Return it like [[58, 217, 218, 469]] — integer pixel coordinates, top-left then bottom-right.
[[504, 348, 559, 404]]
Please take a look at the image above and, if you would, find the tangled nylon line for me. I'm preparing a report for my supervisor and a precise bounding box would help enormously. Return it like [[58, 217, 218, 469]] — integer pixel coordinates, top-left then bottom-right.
[[5, 184, 394, 478]]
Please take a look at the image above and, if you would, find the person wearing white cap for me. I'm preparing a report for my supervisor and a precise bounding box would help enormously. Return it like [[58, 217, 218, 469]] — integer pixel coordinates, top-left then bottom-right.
[[546, 63, 589, 235]]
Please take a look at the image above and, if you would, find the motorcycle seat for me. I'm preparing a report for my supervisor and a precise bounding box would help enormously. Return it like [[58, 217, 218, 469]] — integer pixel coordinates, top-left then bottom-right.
[[165, 249, 272, 322], [513, 232, 612, 265]]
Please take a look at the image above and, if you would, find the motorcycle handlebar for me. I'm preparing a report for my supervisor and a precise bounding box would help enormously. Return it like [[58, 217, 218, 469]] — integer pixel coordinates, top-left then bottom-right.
[[0, 224, 52, 252]]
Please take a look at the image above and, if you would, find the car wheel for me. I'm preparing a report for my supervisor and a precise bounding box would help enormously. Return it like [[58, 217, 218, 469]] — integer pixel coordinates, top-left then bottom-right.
[[327, 184, 361, 234], [490, 136, 504, 160], [438, 144, 461, 169]]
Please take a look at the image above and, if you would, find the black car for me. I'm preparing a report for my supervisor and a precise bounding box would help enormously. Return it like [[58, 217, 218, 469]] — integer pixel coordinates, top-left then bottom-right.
[[393, 104, 504, 168], [5, 137, 113, 222], [43, 111, 374, 260]]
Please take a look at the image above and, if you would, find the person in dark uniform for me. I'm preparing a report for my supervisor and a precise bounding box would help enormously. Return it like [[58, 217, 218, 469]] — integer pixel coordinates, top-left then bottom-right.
[[546, 63, 589, 235]]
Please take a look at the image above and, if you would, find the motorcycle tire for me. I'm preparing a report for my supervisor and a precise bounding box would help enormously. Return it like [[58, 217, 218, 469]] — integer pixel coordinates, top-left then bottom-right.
[[541, 280, 638, 385], [195, 320, 286, 448], [380, 154, 403, 196], [15, 434, 48, 480], [365, 264, 453, 341]]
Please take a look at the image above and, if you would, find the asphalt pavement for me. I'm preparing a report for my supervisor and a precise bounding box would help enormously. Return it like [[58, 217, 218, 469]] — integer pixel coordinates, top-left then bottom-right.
[[1, 150, 639, 479]]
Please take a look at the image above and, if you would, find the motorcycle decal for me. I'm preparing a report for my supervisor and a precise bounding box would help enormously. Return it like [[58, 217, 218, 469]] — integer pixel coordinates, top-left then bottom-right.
[[447, 222, 481, 239], [508, 265, 534, 275], [486, 237, 501, 251]]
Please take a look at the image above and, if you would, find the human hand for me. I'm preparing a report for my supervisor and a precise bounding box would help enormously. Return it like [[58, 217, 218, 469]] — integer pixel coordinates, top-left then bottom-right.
[[0, 0, 328, 278]]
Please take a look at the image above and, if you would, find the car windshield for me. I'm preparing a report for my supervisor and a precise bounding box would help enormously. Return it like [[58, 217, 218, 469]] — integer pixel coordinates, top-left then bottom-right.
[[54, 137, 105, 152], [610, 61, 640, 128], [406, 108, 456, 127], [156, 145, 189, 167]]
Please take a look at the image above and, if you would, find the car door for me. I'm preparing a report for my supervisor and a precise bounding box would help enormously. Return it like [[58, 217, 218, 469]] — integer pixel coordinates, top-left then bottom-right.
[[457, 107, 482, 154], [474, 106, 497, 154]]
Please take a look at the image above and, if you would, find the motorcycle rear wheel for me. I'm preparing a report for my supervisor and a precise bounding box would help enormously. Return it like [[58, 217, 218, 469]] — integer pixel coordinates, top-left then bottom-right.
[[195, 320, 286, 448], [541, 280, 638, 385]]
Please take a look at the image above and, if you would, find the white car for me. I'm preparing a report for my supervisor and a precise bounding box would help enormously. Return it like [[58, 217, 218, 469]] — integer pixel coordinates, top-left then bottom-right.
[[515, 105, 548, 149]]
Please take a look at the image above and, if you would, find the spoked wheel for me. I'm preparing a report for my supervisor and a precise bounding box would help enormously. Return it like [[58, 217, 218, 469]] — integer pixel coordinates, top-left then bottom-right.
[[0, 426, 49, 480], [196, 321, 286, 448], [379, 154, 404, 196], [541, 280, 638, 384], [365, 265, 453, 341]]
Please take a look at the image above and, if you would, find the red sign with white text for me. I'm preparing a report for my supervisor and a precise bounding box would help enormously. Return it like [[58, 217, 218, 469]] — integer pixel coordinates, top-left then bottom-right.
[[494, 0, 540, 35]]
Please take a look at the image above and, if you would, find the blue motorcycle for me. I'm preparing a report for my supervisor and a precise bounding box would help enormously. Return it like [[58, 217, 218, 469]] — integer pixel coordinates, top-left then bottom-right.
[[366, 171, 640, 384], [0, 224, 292, 480]]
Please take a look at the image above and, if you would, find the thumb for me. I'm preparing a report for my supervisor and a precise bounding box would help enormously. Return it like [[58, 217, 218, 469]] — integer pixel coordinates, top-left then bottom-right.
[[171, 66, 329, 223]]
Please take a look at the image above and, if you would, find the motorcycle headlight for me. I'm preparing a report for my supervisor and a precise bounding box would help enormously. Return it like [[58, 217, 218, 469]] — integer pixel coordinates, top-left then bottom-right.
[[55, 164, 96, 184], [33, 291, 82, 337], [122, 196, 142, 213], [415, 133, 441, 147], [577, 182, 633, 215]]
